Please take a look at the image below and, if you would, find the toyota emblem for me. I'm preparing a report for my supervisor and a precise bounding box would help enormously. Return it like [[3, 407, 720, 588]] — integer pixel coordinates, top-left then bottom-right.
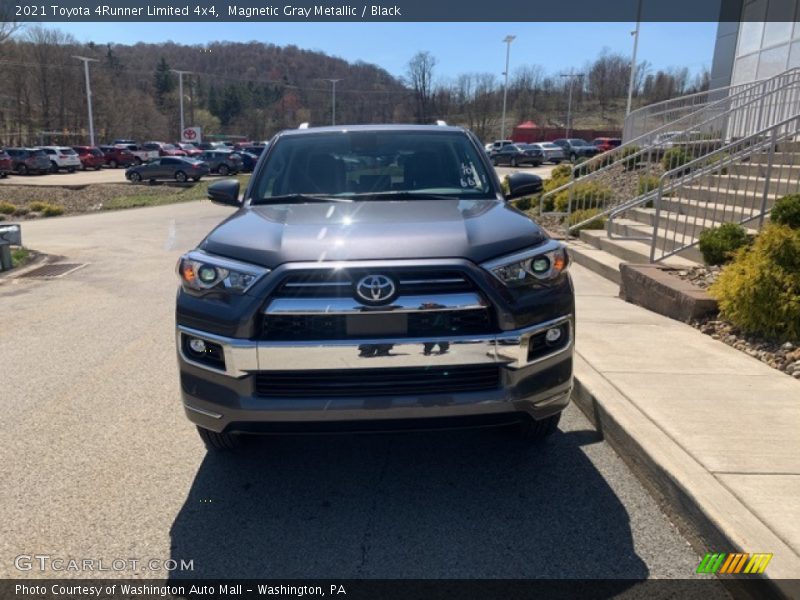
[[355, 274, 396, 304]]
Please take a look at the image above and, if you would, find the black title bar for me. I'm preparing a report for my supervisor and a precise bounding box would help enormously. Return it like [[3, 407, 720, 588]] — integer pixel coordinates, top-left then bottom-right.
[[1, 0, 767, 22]]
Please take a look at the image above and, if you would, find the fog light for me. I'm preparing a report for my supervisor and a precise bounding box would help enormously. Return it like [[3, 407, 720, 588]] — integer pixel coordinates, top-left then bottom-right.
[[545, 327, 562, 343], [197, 265, 218, 284], [188, 338, 207, 353]]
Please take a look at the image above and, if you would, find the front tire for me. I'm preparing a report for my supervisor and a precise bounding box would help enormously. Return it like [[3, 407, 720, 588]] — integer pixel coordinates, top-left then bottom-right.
[[134, 157, 142, 166], [518, 413, 561, 442], [511, 157, 518, 167], [129, 172, 142, 183], [50, 161, 59, 173], [109, 159, 118, 169], [570, 153, 577, 162], [197, 426, 245, 451], [17, 164, 28, 175], [218, 164, 230, 176], [175, 170, 188, 183]]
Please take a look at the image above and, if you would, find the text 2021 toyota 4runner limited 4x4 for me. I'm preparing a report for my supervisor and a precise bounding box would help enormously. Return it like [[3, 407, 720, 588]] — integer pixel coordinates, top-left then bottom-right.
[[176, 124, 574, 450]]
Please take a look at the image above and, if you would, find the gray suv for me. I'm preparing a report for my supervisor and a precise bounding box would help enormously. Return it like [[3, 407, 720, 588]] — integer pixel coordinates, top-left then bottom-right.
[[176, 124, 574, 451]]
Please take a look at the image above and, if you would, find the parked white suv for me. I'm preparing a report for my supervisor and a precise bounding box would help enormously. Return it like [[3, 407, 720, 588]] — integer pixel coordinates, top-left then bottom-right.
[[39, 146, 81, 173], [115, 144, 159, 165]]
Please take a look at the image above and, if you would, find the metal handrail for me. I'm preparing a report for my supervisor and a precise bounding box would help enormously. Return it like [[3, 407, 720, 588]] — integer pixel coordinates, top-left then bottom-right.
[[539, 68, 800, 233], [647, 114, 800, 261], [622, 77, 768, 141]]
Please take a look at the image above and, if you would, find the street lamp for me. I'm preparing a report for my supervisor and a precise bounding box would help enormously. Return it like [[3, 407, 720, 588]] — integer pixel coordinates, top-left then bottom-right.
[[560, 71, 584, 139], [324, 78, 343, 125], [73, 56, 98, 145], [626, 0, 643, 116], [171, 69, 192, 138], [500, 35, 516, 141]]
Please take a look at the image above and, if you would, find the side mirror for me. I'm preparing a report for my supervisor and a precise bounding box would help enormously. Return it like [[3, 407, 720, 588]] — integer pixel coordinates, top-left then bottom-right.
[[506, 172, 543, 200], [207, 179, 241, 207]]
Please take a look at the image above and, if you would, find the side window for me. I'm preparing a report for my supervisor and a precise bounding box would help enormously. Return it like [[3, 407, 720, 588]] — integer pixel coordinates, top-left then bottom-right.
[[162, 158, 178, 165]]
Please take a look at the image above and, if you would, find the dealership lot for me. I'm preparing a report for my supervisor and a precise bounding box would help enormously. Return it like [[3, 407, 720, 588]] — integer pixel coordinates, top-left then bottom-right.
[[0, 201, 726, 585]]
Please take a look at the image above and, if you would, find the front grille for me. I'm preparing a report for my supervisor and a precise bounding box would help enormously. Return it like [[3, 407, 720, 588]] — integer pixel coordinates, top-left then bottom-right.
[[254, 365, 501, 398], [261, 309, 493, 340], [275, 269, 474, 298]]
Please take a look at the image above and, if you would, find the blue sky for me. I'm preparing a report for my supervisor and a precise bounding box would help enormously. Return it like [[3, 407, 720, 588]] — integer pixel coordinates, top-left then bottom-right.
[[46, 22, 718, 80]]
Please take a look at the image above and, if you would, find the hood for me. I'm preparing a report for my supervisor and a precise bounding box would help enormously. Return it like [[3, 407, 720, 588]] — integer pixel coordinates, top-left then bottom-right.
[[201, 199, 547, 267]]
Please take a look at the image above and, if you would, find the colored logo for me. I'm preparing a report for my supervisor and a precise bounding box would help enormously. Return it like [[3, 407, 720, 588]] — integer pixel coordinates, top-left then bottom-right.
[[696, 552, 773, 574]]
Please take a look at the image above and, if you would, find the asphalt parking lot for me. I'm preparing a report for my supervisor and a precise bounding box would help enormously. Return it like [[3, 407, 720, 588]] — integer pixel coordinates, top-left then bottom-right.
[[0, 201, 728, 588]]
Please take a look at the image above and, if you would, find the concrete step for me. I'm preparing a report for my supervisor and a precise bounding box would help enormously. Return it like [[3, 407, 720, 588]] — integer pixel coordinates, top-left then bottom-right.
[[776, 140, 800, 152], [731, 161, 800, 179], [579, 227, 700, 266], [566, 239, 623, 285], [749, 152, 797, 165], [679, 184, 785, 207], [698, 172, 800, 196], [626, 205, 761, 239], [605, 218, 705, 264], [656, 196, 768, 222]]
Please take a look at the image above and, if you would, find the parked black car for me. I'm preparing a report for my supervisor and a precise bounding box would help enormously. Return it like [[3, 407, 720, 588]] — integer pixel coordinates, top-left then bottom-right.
[[125, 157, 209, 183], [236, 151, 259, 173], [490, 144, 544, 167], [551, 138, 599, 161], [175, 124, 572, 451], [5, 148, 51, 175], [197, 150, 243, 175]]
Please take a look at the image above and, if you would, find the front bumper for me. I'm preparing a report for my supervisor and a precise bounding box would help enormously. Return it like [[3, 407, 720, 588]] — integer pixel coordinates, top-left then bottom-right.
[[177, 315, 574, 433]]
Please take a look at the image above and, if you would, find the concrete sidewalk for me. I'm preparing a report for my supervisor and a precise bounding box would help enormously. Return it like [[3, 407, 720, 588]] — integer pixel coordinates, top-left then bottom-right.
[[569, 263, 800, 596]]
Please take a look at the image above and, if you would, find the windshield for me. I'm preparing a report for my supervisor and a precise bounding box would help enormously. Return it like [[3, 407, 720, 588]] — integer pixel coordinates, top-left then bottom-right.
[[253, 130, 494, 201]]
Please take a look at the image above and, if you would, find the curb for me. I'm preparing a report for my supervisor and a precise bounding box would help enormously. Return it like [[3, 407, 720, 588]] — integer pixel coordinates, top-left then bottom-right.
[[572, 353, 800, 600], [0, 250, 50, 282]]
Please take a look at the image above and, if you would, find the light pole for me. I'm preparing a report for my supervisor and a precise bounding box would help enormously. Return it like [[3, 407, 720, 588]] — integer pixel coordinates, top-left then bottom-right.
[[73, 56, 98, 145], [324, 78, 343, 125], [500, 35, 516, 141], [560, 71, 584, 139], [171, 69, 192, 138], [626, 0, 643, 116]]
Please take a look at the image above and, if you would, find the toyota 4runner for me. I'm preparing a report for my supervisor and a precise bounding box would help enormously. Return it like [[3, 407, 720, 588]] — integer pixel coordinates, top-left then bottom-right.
[[176, 124, 574, 450]]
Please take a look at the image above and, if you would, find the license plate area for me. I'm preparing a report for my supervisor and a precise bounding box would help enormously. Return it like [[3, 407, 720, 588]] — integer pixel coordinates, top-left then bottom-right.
[[346, 313, 408, 337]]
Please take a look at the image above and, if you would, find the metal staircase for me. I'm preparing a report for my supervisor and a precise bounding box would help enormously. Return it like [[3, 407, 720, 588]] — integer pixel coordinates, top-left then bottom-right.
[[541, 68, 800, 281]]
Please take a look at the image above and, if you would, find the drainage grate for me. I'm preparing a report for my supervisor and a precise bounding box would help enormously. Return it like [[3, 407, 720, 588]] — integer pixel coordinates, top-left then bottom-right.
[[19, 263, 87, 278]]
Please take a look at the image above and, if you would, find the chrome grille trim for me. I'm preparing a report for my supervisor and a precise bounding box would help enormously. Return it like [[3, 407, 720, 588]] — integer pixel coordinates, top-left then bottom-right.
[[264, 293, 488, 315]]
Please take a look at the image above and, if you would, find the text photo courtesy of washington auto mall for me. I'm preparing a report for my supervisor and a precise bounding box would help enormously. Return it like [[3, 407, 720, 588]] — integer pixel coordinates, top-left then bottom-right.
[[1, 1, 800, 600]]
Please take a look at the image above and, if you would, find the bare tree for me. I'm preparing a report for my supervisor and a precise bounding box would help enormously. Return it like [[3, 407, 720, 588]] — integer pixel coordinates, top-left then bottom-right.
[[406, 51, 436, 123]]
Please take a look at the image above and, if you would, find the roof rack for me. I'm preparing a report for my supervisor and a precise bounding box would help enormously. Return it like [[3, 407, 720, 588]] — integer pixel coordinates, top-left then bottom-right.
[[435, 120, 447, 126], [298, 122, 310, 129]]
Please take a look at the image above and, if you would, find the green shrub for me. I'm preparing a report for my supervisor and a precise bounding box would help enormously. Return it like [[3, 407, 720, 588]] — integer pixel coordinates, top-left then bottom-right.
[[620, 145, 640, 171], [698, 222, 750, 265], [704, 152, 730, 175], [661, 147, 691, 172], [638, 175, 661, 195], [29, 201, 47, 212], [566, 208, 606, 232], [554, 182, 613, 213], [500, 175, 510, 196], [41, 204, 64, 217], [0, 201, 15, 214], [550, 163, 573, 181], [711, 224, 800, 341], [771, 194, 800, 229], [512, 195, 532, 211]]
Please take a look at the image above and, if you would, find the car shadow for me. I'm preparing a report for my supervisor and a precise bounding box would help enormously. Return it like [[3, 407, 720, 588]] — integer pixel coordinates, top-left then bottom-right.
[[168, 424, 648, 583]]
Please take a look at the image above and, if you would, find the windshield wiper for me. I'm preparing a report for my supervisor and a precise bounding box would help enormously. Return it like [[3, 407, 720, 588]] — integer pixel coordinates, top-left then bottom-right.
[[346, 191, 466, 200], [252, 193, 353, 205]]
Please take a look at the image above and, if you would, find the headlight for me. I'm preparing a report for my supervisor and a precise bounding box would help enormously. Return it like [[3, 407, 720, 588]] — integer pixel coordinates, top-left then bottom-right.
[[481, 241, 569, 288], [177, 250, 269, 294]]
